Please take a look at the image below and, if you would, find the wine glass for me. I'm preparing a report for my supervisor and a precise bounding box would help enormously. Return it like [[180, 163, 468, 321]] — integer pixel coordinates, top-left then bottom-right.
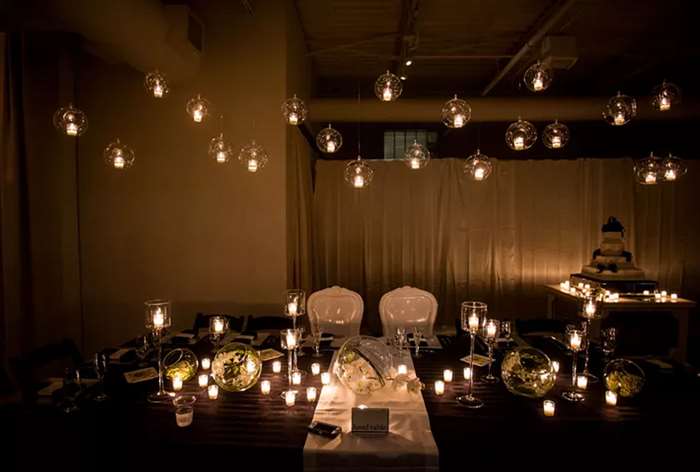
[[602, 327, 617, 358], [209, 315, 229, 348], [457, 301, 487, 409], [394, 327, 407, 352], [412, 327, 424, 358], [93, 353, 109, 402], [310, 308, 323, 357], [500, 320, 512, 341]]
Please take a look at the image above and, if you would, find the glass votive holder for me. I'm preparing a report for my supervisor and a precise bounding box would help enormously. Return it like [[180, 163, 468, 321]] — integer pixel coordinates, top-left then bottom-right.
[[397, 364, 408, 376], [198, 374, 209, 388], [463, 367, 472, 380], [311, 362, 321, 376], [175, 406, 193, 427], [272, 360, 282, 373], [201, 357, 211, 370], [434, 380, 445, 396], [285, 390, 296, 407], [543, 400, 555, 417], [577, 375, 588, 390], [207, 384, 219, 400], [172, 375, 183, 392], [260, 380, 271, 395], [643, 290, 650, 296], [292, 371, 302, 385], [321, 372, 331, 385], [306, 386, 317, 402], [443, 369, 453, 383], [552, 361, 560, 373], [671, 293, 678, 301], [605, 390, 618, 406]]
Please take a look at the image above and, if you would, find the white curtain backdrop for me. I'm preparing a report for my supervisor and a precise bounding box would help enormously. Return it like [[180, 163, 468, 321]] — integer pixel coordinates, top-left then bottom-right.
[[312, 158, 700, 333]]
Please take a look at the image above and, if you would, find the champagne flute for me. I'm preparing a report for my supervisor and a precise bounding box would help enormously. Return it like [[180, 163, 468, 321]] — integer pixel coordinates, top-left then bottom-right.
[[412, 327, 424, 358], [310, 308, 323, 357], [93, 352, 109, 402]]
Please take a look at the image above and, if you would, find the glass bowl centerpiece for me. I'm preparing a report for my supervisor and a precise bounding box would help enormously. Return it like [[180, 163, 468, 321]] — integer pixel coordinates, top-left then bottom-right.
[[500, 347, 556, 398], [163, 348, 199, 382], [211, 342, 262, 392], [604, 358, 645, 398], [333, 336, 391, 396]]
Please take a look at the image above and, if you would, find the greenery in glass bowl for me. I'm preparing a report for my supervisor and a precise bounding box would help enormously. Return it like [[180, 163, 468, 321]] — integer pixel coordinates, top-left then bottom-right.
[[211, 342, 262, 392], [163, 348, 199, 382], [500, 347, 556, 398]]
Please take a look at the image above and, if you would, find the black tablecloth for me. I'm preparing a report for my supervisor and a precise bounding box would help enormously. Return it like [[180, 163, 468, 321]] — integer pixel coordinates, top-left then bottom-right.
[[5, 334, 700, 471]]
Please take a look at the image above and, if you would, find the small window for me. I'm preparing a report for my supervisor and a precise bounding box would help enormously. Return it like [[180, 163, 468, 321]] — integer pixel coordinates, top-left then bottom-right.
[[383, 130, 437, 160]]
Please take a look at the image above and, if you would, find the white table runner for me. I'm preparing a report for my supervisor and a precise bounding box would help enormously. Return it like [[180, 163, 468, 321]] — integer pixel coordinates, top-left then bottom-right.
[[303, 354, 439, 472]]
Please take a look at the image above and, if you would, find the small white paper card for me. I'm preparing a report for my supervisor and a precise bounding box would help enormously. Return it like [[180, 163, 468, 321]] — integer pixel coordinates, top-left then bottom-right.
[[124, 367, 158, 384], [351, 407, 389, 435]]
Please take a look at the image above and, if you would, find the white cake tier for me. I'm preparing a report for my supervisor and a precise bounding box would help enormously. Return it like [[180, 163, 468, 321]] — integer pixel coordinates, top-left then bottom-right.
[[581, 265, 645, 280]]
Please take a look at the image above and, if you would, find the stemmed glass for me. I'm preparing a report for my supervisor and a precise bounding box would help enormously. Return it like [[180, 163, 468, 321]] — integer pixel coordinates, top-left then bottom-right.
[[285, 289, 306, 330], [310, 308, 323, 357], [209, 315, 229, 350], [482, 319, 499, 384], [500, 320, 512, 341], [394, 327, 407, 352], [93, 352, 109, 402], [412, 327, 424, 358], [457, 301, 486, 408], [562, 328, 585, 402], [280, 328, 301, 397], [145, 299, 172, 404], [601, 327, 616, 360], [580, 295, 601, 383]]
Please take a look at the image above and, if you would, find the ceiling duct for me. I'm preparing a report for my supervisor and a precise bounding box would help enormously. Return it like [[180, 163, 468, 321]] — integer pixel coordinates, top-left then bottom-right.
[[541, 36, 578, 70]]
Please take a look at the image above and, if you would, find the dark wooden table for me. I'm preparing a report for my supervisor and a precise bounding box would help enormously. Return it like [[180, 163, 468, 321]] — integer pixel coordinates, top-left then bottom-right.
[[6, 333, 700, 471]]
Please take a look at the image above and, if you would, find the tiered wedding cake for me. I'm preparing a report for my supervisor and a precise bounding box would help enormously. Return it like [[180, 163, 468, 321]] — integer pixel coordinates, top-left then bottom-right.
[[581, 217, 645, 280]]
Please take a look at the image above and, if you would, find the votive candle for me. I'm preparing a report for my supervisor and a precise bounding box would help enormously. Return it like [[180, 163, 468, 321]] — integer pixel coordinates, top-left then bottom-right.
[[175, 407, 193, 427], [552, 361, 560, 373], [605, 390, 618, 406], [643, 290, 650, 296], [207, 384, 219, 400], [260, 380, 271, 395], [306, 386, 317, 402], [671, 293, 678, 301], [311, 362, 321, 376], [543, 400, 555, 417], [198, 374, 209, 388], [398, 364, 408, 376], [570, 332, 582, 351], [486, 320, 497, 339], [577, 375, 588, 390], [292, 371, 302, 385], [172, 375, 183, 392], [272, 360, 282, 373], [463, 367, 472, 380], [321, 372, 331, 385], [468, 313, 479, 332], [201, 357, 211, 370], [443, 369, 453, 383], [285, 390, 296, 407], [434, 380, 445, 396]]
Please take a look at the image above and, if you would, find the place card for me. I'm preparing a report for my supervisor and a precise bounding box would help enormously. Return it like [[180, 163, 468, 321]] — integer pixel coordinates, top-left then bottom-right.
[[259, 348, 284, 362], [351, 407, 389, 436], [124, 367, 158, 384], [459, 354, 490, 368]]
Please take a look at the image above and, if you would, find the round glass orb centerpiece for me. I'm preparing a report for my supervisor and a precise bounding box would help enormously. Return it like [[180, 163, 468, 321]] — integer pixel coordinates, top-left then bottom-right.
[[500, 347, 556, 398], [604, 359, 645, 398], [212, 342, 262, 392], [334, 336, 390, 396], [163, 348, 199, 382]]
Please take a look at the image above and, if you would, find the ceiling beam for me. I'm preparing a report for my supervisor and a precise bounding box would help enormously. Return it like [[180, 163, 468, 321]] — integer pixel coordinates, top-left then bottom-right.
[[306, 33, 397, 57], [392, 0, 420, 72], [481, 0, 577, 96]]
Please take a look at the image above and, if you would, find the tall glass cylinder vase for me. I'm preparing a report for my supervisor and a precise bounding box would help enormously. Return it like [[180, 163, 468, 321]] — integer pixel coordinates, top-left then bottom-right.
[[562, 328, 584, 402], [145, 299, 172, 404], [483, 319, 499, 384], [457, 301, 486, 408], [580, 295, 602, 383], [280, 328, 300, 397], [285, 289, 306, 330]]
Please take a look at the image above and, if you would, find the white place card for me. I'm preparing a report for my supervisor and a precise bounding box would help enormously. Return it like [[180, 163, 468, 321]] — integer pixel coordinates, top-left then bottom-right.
[[124, 367, 158, 384], [351, 407, 389, 436]]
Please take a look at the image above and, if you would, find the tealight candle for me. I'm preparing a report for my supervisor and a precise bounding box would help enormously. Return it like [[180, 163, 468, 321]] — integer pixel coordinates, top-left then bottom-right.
[[463, 367, 472, 380], [292, 371, 302, 385], [260, 380, 271, 395], [552, 361, 560, 373], [671, 293, 678, 301], [198, 374, 209, 388], [201, 357, 211, 370], [175, 406, 193, 427], [661, 290, 668, 298], [570, 332, 582, 351], [434, 380, 445, 396], [654, 292, 661, 300], [306, 386, 317, 402], [213, 318, 224, 333], [321, 372, 331, 385], [643, 290, 650, 296], [285, 390, 296, 407], [443, 369, 453, 383], [288, 301, 298, 316], [153, 308, 164, 329], [311, 362, 321, 376], [605, 390, 618, 406], [397, 364, 408, 376], [172, 375, 183, 392], [207, 384, 219, 400], [286, 331, 298, 349], [577, 375, 588, 390], [486, 320, 497, 339], [272, 360, 282, 373], [585, 301, 596, 318], [543, 400, 555, 417], [468, 312, 479, 332]]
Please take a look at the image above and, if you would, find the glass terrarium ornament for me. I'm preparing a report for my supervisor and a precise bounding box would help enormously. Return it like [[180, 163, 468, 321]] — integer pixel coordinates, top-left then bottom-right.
[[316, 124, 343, 153], [464, 149, 493, 181], [103, 138, 135, 170], [543, 120, 570, 149], [344, 156, 374, 189], [53, 103, 88, 137], [501, 347, 556, 398], [660, 153, 686, 182], [523, 61, 553, 92], [186, 94, 211, 123], [211, 342, 262, 392], [163, 348, 199, 382], [505, 118, 537, 151], [238, 140, 268, 173], [634, 152, 662, 185], [281, 94, 307, 125], [403, 141, 430, 169], [209, 133, 233, 164], [144, 70, 168, 98], [604, 358, 645, 398], [333, 336, 391, 396], [374, 70, 403, 102], [441, 95, 471, 128], [603, 92, 637, 126], [651, 80, 680, 112]]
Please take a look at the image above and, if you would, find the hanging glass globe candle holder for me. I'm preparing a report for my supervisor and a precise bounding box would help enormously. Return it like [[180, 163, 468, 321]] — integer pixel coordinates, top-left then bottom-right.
[[505, 118, 537, 151], [464, 149, 493, 181], [374, 70, 403, 102], [523, 61, 552, 92], [651, 81, 681, 112], [53, 103, 88, 137], [238, 140, 268, 173], [603, 92, 637, 126], [403, 141, 430, 169], [634, 153, 661, 185], [144, 70, 168, 98], [103, 138, 135, 170], [660, 153, 686, 182], [316, 124, 343, 153], [543, 120, 570, 149], [209, 133, 233, 164], [441, 95, 471, 128], [344, 156, 374, 189], [281, 94, 307, 125], [186, 94, 211, 123]]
